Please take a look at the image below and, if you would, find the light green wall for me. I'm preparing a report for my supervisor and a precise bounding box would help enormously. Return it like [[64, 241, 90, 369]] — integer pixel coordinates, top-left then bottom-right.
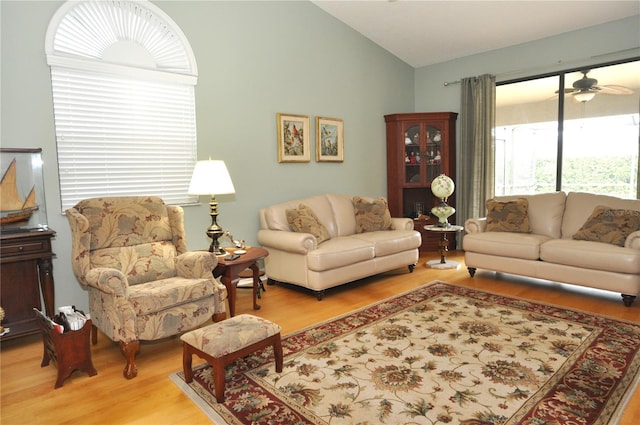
[[1, 0, 637, 312], [1, 0, 414, 310]]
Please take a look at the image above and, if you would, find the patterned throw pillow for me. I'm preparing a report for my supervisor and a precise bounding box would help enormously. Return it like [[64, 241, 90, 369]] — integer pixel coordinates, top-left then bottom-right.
[[573, 205, 640, 247], [353, 196, 392, 233], [286, 204, 330, 244], [485, 198, 531, 233]]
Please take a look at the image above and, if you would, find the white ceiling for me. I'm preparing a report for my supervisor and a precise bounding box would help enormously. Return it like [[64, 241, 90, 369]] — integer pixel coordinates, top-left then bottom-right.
[[311, 0, 640, 68]]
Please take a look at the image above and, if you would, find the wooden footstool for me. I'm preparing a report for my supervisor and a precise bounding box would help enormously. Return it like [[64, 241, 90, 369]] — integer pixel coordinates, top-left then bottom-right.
[[180, 314, 283, 403]]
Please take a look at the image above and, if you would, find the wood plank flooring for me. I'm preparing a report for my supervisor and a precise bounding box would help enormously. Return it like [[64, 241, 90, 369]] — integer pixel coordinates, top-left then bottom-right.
[[1, 251, 638, 424]]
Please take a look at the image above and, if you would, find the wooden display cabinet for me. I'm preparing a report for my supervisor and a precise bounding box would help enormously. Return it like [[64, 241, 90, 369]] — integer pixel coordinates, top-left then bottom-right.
[[385, 112, 458, 251], [0, 229, 56, 339], [1, 148, 55, 340]]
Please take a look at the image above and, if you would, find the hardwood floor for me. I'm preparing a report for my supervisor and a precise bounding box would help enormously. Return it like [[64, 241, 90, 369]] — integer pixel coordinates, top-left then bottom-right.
[[1, 251, 638, 424]]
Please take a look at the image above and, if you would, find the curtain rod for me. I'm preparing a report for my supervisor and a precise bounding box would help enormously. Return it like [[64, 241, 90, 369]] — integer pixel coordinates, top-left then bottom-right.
[[442, 47, 640, 87]]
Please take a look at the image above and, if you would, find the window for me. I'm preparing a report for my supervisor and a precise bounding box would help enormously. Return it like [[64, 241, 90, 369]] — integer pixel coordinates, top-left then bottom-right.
[[495, 60, 640, 199], [46, 0, 199, 211]]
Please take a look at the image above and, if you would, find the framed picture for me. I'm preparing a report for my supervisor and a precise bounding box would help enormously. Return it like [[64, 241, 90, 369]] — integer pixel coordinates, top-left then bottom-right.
[[316, 116, 344, 162], [277, 113, 310, 163]]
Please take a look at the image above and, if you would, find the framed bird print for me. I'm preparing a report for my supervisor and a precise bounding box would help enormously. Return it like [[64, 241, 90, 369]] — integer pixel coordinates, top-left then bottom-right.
[[316, 116, 344, 162], [277, 113, 310, 163]]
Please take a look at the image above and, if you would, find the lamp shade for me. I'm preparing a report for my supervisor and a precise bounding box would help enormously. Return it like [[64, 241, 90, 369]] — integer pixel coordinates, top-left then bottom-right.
[[188, 160, 235, 195], [431, 174, 455, 199], [573, 91, 596, 103]]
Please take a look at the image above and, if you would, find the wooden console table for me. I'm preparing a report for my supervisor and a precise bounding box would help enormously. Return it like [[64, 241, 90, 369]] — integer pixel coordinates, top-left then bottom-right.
[[0, 229, 56, 340]]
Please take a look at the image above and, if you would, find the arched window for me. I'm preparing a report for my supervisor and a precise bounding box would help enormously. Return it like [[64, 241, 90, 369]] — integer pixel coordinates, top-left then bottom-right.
[[46, 0, 199, 210]]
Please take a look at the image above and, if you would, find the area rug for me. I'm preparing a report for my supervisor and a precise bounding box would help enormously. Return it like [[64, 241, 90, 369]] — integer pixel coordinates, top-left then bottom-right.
[[170, 281, 640, 424]]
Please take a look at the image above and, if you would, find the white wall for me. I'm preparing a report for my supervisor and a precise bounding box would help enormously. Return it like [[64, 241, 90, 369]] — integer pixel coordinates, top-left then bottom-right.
[[0, 0, 414, 311]]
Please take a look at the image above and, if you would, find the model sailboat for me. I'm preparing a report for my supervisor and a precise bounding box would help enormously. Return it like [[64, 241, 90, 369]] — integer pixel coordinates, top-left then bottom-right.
[[1, 158, 39, 225]]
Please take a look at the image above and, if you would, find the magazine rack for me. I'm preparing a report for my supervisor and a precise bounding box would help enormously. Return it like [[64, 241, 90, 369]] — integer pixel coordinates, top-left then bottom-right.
[[35, 310, 97, 388]]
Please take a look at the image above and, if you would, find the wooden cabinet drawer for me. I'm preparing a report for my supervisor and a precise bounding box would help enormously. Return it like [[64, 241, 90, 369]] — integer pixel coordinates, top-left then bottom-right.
[[0, 238, 51, 257]]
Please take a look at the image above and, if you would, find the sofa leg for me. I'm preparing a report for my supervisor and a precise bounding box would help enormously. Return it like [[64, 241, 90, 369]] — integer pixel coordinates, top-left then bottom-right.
[[314, 290, 325, 301], [621, 294, 636, 307], [467, 267, 476, 277], [267, 278, 278, 286], [408, 264, 415, 273]]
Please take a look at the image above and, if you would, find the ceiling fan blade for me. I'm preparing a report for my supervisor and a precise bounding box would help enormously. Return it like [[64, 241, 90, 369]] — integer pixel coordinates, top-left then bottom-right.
[[597, 85, 634, 95], [554, 88, 577, 95]]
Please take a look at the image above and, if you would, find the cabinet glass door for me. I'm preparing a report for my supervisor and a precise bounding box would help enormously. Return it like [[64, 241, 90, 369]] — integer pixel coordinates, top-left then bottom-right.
[[404, 124, 421, 184], [425, 124, 443, 182]]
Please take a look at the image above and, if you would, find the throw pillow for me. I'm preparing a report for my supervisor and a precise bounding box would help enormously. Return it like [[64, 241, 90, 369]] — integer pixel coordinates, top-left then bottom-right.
[[572, 205, 640, 247], [286, 204, 330, 244], [353, 196, 392, 233], [485, 198, 531, 233]]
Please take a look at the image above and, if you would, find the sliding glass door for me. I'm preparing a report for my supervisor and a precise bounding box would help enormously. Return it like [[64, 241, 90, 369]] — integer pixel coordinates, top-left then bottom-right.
[[495, 60, 639, 199]]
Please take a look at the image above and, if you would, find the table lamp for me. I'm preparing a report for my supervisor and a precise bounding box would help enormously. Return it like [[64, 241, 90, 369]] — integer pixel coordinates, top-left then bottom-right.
[[431, 174, 455, 227], [188, 159, 236, 255]]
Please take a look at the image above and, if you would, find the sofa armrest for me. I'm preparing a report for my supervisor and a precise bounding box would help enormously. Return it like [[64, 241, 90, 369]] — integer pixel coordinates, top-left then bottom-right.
[[257, 229, 317, 254], [85, 267, 128, 297], [391, 217, 414, 230], [176, 251, 218, 279], [464, 217, 487, 233], [625, 230, 640, 250]]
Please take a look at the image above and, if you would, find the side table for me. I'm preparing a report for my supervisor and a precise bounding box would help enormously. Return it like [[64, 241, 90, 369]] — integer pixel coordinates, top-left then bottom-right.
[[424, 225, 464, 269], [213, 247, 269, 317]]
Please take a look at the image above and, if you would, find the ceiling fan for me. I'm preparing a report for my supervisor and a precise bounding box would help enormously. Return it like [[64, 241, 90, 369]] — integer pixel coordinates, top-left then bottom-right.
[[560, 70, 634, 103]]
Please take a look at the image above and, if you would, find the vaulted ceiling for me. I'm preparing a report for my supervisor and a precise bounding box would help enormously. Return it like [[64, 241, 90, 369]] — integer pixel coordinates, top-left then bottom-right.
[[312, 1, 640, 68]]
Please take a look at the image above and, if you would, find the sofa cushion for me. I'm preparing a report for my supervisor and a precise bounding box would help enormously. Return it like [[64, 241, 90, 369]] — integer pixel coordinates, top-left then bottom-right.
[[263, 195, 338, 236], [561, 192, 640, 239], [541, 239, 640, 274], [463, 232, 550, 260], [353, 196, 392, 233], [128, 276, 216, 315], [90, 241, 178, 285], [307, 237, 375, 271], [353, 229, 422, 257], [286, 204, 330, 244], [485, 198, 531, 233], [493, 192, 565, 238], [572, 205, 640, 247]]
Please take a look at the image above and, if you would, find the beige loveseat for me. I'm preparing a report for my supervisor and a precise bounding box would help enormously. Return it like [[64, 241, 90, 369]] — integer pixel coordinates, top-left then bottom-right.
[[257, 194, 421, 299], [463, 191, 640, 306]]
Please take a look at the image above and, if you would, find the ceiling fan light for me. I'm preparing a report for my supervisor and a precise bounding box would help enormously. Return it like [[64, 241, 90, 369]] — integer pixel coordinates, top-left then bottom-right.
[[574, 91, 596, 102]]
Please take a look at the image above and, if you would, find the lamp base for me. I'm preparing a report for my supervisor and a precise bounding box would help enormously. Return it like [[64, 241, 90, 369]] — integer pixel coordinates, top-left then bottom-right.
[[206, 195, 227, 256], [431, 203, 455, 227], [209, 243, 227, 256]]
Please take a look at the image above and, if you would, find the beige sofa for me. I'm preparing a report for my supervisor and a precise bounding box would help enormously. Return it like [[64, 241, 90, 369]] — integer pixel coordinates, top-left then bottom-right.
[[463, 191, 640, 306], [257, 194, 421, 299]]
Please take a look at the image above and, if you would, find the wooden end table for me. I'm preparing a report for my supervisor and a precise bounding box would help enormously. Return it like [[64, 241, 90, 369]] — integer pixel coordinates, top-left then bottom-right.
[[423, 224, 464, 269], [213, 247, 269, 317]]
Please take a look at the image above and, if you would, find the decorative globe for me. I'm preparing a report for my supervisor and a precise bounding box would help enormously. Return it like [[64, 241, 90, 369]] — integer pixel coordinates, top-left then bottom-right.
[[431, 174, 455, 200]]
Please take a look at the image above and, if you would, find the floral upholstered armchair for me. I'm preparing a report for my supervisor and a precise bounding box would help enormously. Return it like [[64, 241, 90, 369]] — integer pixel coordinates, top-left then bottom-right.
[[66, 196, 227, 379]]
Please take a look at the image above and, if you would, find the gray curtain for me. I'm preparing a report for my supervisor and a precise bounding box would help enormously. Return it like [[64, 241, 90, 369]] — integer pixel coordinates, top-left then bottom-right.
[[457, 74, 496, 244]]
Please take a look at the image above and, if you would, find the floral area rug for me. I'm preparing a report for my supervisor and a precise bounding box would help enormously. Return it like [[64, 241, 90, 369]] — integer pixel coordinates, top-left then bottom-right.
[[170, 281, 640, 424]]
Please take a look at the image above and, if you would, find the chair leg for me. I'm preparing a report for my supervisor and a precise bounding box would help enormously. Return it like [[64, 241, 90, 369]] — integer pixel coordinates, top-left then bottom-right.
[[273, 333, 283, 373], [212, 312, 226, 322], [212, 358, 226, 403], [183, 343, 194, 383], [120, 340, 140, 379]]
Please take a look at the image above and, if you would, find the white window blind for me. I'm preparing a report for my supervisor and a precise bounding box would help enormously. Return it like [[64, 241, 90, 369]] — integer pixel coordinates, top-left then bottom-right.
[[46, 0, 199, 211], [52, 67, 197, 210]]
